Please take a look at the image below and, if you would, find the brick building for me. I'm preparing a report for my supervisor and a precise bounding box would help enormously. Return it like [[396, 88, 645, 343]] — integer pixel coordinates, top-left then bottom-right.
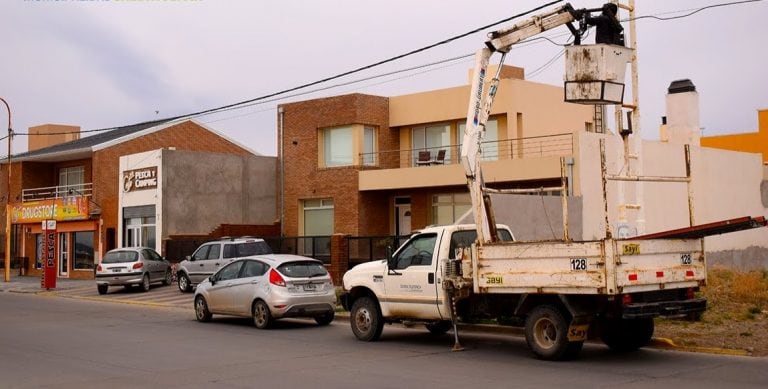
[[1, 119, 276, 280], [278, 65, 595, 245]]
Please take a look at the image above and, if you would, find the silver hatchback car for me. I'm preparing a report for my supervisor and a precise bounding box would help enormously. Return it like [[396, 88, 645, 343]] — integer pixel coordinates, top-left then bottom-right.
[[95, 247, 173, 295], [194, 255, 336, 328]]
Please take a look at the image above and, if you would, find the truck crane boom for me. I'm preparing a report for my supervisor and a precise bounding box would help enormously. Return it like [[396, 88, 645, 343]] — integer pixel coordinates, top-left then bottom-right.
[[461, 4, 584, 244]]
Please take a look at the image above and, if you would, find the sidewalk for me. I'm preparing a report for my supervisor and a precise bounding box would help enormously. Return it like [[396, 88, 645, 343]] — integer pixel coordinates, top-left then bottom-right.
[[0, 274, 94, 294]]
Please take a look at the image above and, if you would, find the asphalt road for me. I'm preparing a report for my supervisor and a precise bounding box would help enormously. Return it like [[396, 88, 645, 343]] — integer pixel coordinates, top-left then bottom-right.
[[1, 293, 767, 389]]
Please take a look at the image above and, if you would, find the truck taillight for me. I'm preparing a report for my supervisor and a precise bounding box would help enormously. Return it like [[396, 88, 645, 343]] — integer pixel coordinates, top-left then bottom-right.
[[685, 270, 695, 277], [132, 262, 143, 270], [628, 274, 638, 281], [269, 269, 286, 287], [622, 294, 632, 305]]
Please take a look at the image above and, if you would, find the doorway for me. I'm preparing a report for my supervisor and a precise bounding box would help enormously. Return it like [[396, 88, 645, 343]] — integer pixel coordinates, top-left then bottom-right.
[[58, 232, 69, 278], [394, 197, 411, 236]]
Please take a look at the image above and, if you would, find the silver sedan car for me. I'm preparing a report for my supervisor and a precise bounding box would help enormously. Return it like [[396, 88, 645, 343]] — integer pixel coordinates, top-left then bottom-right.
[[95, 247, 173, 295], [194, 255, 336, 328]]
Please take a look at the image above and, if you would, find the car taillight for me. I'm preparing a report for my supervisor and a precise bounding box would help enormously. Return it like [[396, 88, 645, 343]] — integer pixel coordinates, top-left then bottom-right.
[[97, 264, 102, 271], [269, 269, 285, 287], [132, 262, 143, 270]]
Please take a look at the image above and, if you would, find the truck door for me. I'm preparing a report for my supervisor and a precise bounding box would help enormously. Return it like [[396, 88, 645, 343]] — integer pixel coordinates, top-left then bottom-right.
[[383, 232, 442, 320]]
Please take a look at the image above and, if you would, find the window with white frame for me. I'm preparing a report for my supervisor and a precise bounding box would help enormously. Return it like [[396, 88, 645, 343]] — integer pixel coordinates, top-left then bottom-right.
[[302, 199, 334, 256], [321, 125, 378, 168], [432, 193, 472, 225], [412, 124, 450, 164], [458, 118, 499, 161], [59, 166, 84, 187]]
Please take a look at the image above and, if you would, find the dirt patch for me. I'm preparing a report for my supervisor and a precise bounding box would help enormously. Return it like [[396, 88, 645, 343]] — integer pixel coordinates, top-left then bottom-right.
[[654, 267, 768, 356]]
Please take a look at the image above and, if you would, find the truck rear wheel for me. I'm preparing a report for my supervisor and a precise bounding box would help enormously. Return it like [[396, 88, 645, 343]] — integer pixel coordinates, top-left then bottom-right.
[[601, 318, 654, 352], [350, 296, 384, 342], [525, 305, 583, 361]]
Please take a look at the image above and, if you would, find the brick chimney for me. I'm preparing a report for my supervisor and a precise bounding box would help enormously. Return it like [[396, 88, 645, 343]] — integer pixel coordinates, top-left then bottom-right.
[[28, 124, 81, 151]]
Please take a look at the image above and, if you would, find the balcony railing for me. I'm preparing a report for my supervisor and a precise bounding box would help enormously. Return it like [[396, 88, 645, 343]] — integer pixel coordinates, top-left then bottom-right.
[[22, 183, 93, 203], [360, 133, 574, 169]]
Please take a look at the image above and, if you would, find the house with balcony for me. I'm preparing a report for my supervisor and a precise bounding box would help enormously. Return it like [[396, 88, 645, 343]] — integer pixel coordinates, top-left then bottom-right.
[[278, 65, 597, 243], [0, 119, 276, 280]]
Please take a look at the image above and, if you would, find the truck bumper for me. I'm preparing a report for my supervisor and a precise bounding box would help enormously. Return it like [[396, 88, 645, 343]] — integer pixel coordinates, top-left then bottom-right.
[[622, 298, 707, 319]]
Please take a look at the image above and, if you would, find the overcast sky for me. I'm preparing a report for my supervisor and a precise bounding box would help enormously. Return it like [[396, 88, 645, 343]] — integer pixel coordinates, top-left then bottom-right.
[[2, 0, 766, 156]]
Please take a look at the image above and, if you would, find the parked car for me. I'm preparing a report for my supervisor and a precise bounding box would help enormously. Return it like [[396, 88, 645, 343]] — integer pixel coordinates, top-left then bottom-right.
[[176, 237, 273, 293], [194, 255, 336, 328], [95, 247, 172, 295]]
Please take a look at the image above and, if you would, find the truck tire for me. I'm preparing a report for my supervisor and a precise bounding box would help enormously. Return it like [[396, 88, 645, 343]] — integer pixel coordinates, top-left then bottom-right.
[[601, 318, 654, 352], [350, 296, 384, 342], [525, 305, 583, 361]]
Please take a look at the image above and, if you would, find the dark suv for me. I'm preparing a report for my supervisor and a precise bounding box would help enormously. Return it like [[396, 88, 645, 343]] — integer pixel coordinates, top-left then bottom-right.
[[176, 237, 272, 292]]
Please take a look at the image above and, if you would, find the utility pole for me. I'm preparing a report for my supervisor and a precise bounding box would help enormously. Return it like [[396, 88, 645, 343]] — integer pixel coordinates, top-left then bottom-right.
[[1, 97, 12, 282]]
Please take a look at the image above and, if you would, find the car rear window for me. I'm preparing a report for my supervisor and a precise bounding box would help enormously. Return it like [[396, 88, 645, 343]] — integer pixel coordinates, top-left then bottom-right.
[[224, 241, 272, 258], [102, 251, 138, 264], [277, 261, 328, 278]]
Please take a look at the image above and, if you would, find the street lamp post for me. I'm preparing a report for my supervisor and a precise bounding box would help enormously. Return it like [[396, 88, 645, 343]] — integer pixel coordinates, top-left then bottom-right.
[[1, 97, 12, 282]]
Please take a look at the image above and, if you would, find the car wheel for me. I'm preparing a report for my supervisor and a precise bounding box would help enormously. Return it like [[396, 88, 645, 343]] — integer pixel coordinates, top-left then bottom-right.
[[425, 320, 452, 335], [253, 300, 274, 329], [178, 274, 192, 293], [194, 296, 212, 322], [524, 305, 582, 361], [97, 284, 108, 295], [350, 296, 383, 342], [314, 311, 335, 326], [140, 274, 151, 292], [162, 269, 172, 286]]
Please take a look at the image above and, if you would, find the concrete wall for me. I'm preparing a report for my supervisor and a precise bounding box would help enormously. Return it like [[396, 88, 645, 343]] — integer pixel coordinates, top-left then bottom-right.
[[161, 149, 277, 237], [576, 131, 768, 269], [481, 194, 584, 241]]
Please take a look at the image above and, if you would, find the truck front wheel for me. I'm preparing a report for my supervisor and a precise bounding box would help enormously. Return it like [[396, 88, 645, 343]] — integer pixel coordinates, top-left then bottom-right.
[[525, 305, 583, 361], [350, 296, 384, 342], [601, 318, 654, 352]]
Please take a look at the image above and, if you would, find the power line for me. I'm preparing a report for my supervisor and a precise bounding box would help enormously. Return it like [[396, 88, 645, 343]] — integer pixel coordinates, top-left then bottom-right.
[[12, 0, 764, 138]]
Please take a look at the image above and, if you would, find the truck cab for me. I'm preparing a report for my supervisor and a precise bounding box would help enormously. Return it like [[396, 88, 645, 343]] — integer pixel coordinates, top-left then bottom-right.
[[341, 224, 513, 340]]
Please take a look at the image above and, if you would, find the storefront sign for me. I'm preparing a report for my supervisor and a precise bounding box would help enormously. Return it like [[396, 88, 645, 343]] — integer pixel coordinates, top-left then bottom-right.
[[123, 166, 158, 192], [41, 220, 57, 290], [11, 197, 90, 223]]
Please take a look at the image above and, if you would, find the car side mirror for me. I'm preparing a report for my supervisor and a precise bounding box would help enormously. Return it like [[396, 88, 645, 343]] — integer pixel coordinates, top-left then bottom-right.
[[186, 255, 192, 262], [209, 275, 216, 285]]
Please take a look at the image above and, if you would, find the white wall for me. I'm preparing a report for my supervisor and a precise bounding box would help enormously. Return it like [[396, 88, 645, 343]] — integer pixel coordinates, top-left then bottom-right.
[[118, 149, 163, 249]]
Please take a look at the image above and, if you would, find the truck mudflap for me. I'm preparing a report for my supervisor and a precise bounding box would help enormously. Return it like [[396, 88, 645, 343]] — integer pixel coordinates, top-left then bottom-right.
[[622, 298, 707, 319]]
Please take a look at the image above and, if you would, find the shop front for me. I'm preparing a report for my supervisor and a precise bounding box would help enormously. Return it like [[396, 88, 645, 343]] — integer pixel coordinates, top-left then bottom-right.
[[12, 197, 99, 280]]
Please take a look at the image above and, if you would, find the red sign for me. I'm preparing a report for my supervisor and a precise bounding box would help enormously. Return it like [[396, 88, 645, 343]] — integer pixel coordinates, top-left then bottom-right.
[[41, 220, 57, 290]]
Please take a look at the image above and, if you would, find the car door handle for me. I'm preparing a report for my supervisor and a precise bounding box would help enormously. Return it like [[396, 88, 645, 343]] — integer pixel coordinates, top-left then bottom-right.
[[199, 263, 204, 267], [215, 263, 220, 266], [428, 273, 435, 284], [251, 280, 259, 284]]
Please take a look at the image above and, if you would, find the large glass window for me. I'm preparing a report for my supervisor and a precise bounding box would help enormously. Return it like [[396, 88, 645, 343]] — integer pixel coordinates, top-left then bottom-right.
[[302, 199, 333, 256], [321, 125, 378, 168], [458, 118, 499, 161], [412, 124, 450, 164], [124, 216, 156, 249], [323, 126, 354, 167], [362, 126, 376, 166], [432, 193, 472, 225], [59, 166, 84, 187], [73, 231, 94, 270]]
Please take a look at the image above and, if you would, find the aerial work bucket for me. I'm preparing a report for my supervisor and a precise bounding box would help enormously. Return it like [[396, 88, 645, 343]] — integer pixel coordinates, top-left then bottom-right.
[[564, 44, 633, 105]]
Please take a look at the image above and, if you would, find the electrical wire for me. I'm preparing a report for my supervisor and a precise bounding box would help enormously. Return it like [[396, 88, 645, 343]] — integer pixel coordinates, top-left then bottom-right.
[[12, 0, 764, 138]]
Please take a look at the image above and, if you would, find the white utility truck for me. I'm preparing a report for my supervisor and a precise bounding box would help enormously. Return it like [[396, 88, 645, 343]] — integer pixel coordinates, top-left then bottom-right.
[[340, 3, 766, 360]]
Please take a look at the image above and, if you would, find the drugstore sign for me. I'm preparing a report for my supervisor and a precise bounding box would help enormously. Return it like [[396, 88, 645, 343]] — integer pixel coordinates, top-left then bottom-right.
[[123, 166, 158, 192], [12, 198, 90, 223]]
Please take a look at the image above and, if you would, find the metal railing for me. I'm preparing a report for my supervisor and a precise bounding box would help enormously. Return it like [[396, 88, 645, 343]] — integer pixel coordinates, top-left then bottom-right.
[[264, 236, 332, 264], [347, 235, 409, 269], [22, 183, 93, 202], [359, 133, 574, 169]]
